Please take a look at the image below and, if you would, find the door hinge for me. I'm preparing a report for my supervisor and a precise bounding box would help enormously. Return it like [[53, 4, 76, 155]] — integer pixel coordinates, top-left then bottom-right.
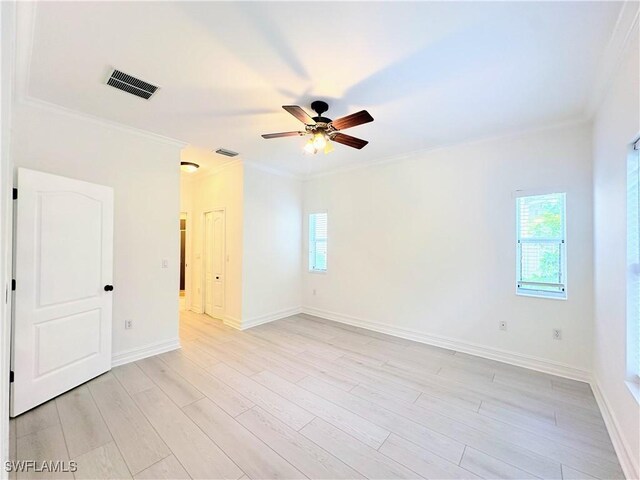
[[12, 188, 17, 200], [9, 371, 14, 383], [11, 279, 15, 291]]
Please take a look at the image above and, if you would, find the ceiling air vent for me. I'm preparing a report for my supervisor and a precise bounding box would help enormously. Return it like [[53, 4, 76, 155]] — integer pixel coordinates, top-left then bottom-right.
[[215, 148, 239, 157], [106, 69, 159, 100]]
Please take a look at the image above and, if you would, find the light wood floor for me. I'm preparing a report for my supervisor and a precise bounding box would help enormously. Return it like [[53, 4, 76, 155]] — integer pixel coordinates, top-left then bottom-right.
[[9, 311, 623, 480]]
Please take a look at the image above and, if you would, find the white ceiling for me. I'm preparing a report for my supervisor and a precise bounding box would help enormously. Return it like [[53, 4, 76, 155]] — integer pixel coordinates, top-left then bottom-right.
[[21, 1, 622, 177]]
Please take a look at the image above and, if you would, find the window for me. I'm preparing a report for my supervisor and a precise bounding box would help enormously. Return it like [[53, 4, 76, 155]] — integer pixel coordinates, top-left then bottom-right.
[[309, 212, 327, 272], [628, 140, 640, 383], [516, 192, 566, 299]]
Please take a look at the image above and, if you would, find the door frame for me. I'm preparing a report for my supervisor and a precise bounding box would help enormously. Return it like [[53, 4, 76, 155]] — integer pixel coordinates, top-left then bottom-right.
[[200, 208, 226, 320]]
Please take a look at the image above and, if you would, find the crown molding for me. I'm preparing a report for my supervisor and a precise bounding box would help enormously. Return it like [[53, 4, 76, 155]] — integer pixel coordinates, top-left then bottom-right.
[[244, 160, 304, 181], [187, 158, 243, 183], [303, 116, 590, 181], [585, 0, 640, 118], [18, 96, 188, 148]]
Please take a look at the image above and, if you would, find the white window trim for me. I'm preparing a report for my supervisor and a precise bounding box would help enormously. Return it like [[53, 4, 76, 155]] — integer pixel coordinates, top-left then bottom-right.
[[626, 137, 640, 399], [308, 211, 328, 273], [515, 191, 567, 300]]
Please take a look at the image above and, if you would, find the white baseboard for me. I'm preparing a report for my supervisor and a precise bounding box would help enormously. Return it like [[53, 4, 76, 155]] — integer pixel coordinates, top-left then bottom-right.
[[111, 338, 181, 367], [301, 306, 590, 382], [241, 307, 302, 330], [223, 315, 242, 330], [591, 379, 639, 480], [223, 307, 302, 331]]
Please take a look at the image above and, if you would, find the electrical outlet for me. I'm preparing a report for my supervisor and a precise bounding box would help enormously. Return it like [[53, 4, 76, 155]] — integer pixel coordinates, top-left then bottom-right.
[[499, 321, 507, 331], [313, 289, 317, 296], [553, 329, 562, 340], [125, 319, 133, 330]]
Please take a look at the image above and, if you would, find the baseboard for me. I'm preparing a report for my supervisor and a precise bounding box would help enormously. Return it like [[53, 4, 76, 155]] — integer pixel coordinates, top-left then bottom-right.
[[591, 379, 639, 480], [111, 338, 181, 367], [241, 307, 302, 330], [223, 315, 242, 330], [223, 307, 302, 331], [301, 306, 590, 382]]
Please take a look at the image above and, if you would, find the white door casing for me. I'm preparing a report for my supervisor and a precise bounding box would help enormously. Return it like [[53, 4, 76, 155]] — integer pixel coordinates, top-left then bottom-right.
[[203, 210, 225, 320], [11, 168, 113, 416]]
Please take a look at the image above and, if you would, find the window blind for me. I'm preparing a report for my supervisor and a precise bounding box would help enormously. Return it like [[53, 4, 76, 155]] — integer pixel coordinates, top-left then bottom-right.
[[309, 213, 327, 271]]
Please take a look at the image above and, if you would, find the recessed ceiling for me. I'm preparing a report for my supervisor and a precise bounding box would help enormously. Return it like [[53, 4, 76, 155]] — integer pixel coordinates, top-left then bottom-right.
[[21, 1, 622, 177]]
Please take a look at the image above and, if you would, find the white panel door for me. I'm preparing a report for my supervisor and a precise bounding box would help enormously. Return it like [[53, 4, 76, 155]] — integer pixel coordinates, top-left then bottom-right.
[[203, 210, 225, 319], [11, 168, 113, 416]]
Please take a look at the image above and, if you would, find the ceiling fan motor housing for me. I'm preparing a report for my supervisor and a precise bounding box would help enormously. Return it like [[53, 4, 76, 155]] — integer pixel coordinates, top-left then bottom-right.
[[310, 100, 332, 123], [311, 100, 329, 115]]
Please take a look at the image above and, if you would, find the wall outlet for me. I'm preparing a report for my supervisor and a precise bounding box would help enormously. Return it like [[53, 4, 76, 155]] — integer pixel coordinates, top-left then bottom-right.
[[313, 289, 317, 296], [499, 321, 507, 331], [125, 319, 133, 330], [553, 329, 562, 340]]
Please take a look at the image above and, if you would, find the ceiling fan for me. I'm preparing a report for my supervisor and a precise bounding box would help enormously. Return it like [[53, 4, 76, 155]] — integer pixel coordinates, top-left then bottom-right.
[[261, 101, 373, 154]]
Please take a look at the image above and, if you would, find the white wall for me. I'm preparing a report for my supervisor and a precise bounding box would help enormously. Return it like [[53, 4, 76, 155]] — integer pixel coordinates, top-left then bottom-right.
[[592, 22, 640, 479], [242, 164, 302, 327], [303, 123, 594, 377], [187, 161, 244, 324], [0, 2, 15, 477], [10, 101, 182, 362]]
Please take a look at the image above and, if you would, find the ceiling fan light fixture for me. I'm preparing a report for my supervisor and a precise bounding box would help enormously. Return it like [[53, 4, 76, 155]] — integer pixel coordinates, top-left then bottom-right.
[[312, 132, 327, 150], [180, 161, 199, 173], [324, 140, 334, 155], [303, 139, 317, 155]]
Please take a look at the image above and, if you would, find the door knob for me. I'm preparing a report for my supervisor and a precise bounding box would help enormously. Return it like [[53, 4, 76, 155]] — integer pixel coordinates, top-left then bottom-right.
[[104, 285, 114, 292], [215, 276, 220, 280]]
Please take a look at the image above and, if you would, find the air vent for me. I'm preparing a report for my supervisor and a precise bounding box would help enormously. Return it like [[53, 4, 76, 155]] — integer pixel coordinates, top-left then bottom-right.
[[106, 69, 159, 100], [215, 148, 239, 157]]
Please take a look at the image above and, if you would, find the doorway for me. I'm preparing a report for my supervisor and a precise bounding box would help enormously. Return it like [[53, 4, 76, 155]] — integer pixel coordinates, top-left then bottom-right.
[[203, 209, 225, 320], [179, 213, 187, 311]]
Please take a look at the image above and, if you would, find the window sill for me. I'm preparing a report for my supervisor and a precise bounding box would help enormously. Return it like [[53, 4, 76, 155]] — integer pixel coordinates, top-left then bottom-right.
[[308, 269, 327, 275], [626, 379, 640, 405], [516, 290, 567, 301]]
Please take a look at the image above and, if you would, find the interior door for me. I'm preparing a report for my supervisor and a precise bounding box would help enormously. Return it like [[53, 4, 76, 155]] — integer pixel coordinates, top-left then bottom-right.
[[11, 168, 114, 416], [203, 210, 225, 319]]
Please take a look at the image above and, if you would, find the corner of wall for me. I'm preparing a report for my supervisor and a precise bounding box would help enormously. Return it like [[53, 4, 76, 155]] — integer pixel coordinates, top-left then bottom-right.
[[111, 337, 181, 367], [591, 376, 639, 480]]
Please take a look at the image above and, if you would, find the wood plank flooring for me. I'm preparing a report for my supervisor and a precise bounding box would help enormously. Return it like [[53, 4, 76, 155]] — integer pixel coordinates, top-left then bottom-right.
[[9, 311, 623, 479]]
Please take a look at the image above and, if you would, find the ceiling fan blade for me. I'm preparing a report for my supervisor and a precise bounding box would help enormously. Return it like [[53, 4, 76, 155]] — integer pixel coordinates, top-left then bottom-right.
[[332, 133, 369, 149], [283, 105, 316, 125], [261, 131, 305, 139], [330, 110, 374, 130]]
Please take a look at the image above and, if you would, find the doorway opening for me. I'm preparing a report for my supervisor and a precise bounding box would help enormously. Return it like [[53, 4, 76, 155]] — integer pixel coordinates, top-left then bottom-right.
[[179, 212, 187, 311], [203, 209, 225, 320]]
